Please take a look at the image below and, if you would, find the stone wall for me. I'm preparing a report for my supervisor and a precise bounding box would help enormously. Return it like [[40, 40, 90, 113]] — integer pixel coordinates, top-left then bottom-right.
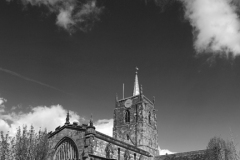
[[113, 95, 159, 157], [94, 131, 151, 160], [48, 123, 152, 160], [93, 137, 145, 160], [137, 99, 158, 156], [48, 126, 85, 160]]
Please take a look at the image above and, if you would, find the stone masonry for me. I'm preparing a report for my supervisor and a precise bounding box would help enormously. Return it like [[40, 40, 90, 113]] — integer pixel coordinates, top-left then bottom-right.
[[47, 70, 214, 160]]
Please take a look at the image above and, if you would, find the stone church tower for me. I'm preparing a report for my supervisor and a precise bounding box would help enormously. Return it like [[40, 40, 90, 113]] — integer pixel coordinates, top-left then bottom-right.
[[113, 69, 159, 156], [47, 68, 214, 160]]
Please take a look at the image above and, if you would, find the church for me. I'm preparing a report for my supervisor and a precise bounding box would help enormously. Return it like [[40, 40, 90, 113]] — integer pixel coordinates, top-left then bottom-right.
[[47, 70, 213, 160]]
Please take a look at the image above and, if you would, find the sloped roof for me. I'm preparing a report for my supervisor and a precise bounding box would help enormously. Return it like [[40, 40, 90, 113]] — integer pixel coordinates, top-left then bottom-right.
[[155, 150, 207, 160]]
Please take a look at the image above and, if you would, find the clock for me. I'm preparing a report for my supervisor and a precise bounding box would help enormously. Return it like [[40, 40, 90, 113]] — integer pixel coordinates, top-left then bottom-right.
[[124, 99, 132, 108]]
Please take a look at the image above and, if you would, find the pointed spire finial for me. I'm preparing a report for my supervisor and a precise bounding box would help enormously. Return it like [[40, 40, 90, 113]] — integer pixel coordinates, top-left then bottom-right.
[[115, 93, 119, 107], [133, 67, 140, 96], [90, 114, 93, 127], [65, 110, 70, 125]]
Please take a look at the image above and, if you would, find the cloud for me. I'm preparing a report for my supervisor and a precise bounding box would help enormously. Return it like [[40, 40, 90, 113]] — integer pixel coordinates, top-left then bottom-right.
[[94, 119, 113, 137], [0, 97, 175, 156], [0, 98, 6, 105], [0, 100, 114, 137], [158, 146, 175, 155], [0, 119, 10, 133], [6, 0, 103, 33], [0, 100, 81, 136], [181, 0, 240, 56], [56, 7, 75, 30], [0, 96, 113, 138], [0, 97, 7, 113]]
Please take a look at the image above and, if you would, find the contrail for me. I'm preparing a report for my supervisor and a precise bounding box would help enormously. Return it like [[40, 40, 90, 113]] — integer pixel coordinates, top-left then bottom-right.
[[0, 67, 74, 96]]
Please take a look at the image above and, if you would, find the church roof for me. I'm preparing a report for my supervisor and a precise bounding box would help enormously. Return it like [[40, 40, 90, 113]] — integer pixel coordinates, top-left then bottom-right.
[[96, 131, 151, 157], [155, 150, 207, 160]]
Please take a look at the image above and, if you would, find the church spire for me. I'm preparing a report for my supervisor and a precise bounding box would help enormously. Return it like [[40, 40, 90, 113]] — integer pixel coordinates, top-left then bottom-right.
[[133, 67, 140, 96]]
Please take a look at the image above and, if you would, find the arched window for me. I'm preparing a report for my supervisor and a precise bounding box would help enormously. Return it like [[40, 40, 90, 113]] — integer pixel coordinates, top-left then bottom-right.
[[125, 110, 130, 123], [148, 111, 151, 124], [54, 137, 78, 160]]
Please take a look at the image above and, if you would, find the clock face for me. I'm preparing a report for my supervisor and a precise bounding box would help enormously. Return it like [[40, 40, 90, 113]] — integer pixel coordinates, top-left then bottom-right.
[[124, 99, 132, 108]]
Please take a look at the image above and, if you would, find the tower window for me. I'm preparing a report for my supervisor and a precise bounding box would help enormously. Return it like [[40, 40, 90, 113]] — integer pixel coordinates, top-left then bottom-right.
[[125, 110, 130, 123], [127, 134, 130, 140], [148, 111, 151, 124]]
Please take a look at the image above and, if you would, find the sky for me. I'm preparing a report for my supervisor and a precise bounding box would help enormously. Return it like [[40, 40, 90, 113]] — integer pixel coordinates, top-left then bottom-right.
[[1, 0, 240, 155]]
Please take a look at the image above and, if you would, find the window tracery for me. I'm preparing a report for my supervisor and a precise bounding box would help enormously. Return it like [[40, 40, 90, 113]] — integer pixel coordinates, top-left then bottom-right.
[[54, 137, 78, 160]]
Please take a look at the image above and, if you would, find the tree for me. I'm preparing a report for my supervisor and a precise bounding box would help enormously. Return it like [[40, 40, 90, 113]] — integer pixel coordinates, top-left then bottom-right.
[[0, 126, 49, 160], [0, 131, 11, 160], [206, 136, 240, 160]]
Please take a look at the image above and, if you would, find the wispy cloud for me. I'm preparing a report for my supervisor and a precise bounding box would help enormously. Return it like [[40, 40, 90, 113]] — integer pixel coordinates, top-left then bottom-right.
[[6, 0, 103, 33]]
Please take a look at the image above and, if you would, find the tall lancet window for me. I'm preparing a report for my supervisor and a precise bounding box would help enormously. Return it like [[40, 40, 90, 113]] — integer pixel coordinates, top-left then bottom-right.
[[148, 111, 151, 124], [125, 110, 130, 123]]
